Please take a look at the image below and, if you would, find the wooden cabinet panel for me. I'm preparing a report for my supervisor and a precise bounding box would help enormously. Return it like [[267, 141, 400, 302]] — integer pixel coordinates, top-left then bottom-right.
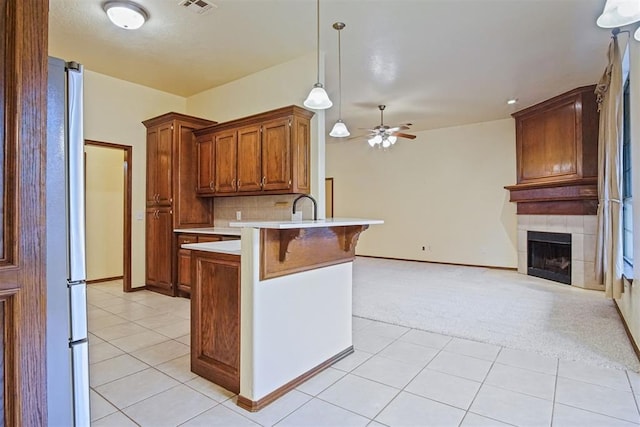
[[544, 102, 577, 177], [237, 125, 262, 192], [191, 251, 240, 393], [292, 115, 311, 194], [214, 131, 237, 193], [262, 118, 291, 191], [519, 115, 546, 181], [196, 135, 214, 194], [146, 207, 173, 295], [175, 124, 213, 226]]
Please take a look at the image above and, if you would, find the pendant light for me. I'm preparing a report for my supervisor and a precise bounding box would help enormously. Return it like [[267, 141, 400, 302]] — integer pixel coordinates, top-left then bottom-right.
[[329, 22, 350, 138], [304, 0, 333, 110]]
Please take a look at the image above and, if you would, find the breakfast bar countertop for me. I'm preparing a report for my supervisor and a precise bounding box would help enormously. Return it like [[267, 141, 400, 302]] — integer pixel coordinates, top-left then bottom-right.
[[181, 239, 241, 256], [228, 218, 384, 229]]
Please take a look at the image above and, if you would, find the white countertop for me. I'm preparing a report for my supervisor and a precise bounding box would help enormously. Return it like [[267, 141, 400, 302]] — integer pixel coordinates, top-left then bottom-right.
[[228, 218, 384, 229], [182, 240, 241, 256], [174, 227, 241, 236]]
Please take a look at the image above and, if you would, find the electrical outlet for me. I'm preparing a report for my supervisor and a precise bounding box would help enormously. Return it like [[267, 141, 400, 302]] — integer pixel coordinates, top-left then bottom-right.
[[136, 211, 144, 221], [236, 211, 242, 221]]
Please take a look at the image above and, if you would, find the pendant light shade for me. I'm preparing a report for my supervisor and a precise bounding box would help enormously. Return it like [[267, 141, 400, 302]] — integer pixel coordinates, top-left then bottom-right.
[[597, 0, 640, 28], [104, 1, 148, 30], [304, 0, 332, 110], [329, 22, 350, 137], [329, 120, 350, 137], [304, 83, 333, 110]]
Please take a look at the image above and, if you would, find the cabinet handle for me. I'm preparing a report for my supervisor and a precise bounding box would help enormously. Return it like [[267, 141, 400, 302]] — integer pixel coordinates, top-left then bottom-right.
[[232, 178, 236, 190], [288, 179, 292, 188], [209, 181, 214, 190], [261, 176, 266, 187], [237, 179, 241, 189]]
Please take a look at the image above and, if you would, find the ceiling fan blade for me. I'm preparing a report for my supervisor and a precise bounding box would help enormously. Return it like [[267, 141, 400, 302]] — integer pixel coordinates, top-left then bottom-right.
[[387, 125, 411, 132], [391, 132, 417, 140]]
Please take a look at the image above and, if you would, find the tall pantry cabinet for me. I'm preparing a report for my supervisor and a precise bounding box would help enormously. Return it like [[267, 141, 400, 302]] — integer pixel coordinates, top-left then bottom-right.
[[143, 113, 217, 295]]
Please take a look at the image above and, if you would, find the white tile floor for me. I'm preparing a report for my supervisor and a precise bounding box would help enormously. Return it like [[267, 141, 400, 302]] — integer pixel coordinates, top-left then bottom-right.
[[87, 280, 640, 427]]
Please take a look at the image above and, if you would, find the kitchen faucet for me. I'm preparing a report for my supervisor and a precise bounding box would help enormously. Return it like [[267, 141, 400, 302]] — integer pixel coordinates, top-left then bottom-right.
[[292, 194, 318, 221]]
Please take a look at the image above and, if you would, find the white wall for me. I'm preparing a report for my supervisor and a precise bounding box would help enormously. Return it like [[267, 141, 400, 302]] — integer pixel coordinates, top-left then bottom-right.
[[326, 118, 518, 268], [615, 38, 640, 348], [186, 53, 326, 214], [84, 70, 186, 288], [85, 145, 124, 281]]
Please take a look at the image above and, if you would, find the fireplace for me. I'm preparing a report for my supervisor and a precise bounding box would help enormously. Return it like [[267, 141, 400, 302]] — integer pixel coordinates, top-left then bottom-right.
[[527, 231, 572, 285]]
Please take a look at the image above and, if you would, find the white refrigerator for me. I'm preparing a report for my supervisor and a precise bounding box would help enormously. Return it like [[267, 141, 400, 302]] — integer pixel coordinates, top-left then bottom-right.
[[46, 56, 91, 426]]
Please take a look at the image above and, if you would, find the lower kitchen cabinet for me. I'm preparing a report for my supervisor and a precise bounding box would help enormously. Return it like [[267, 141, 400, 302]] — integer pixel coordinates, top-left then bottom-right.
[[191, 250, 240, 393], [176, 233, 239, 297], [146, 207, 174, 295]]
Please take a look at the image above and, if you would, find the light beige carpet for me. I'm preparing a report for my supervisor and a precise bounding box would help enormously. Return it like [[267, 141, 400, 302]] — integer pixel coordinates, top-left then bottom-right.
[[352, 256, 640, 371]]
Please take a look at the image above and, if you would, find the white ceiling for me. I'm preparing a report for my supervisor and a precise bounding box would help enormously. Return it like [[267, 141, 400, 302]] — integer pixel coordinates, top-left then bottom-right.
[[49, 0, 614, 136]]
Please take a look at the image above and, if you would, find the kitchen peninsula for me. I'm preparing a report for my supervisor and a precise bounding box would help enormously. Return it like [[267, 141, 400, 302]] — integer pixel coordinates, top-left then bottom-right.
[[183, 218, 383, 411]]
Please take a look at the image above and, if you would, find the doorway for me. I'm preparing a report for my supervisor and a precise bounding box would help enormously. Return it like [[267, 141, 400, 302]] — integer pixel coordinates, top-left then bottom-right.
[[84, 140, 132, 292]]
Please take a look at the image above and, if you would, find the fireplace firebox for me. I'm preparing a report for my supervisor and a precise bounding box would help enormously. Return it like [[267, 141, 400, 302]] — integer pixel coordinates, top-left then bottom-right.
[[527, 231, 572, 284]]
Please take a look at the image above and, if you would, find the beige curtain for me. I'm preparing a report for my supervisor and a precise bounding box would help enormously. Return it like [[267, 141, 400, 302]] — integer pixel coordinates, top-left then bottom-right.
[[595, 35, 624, 299]]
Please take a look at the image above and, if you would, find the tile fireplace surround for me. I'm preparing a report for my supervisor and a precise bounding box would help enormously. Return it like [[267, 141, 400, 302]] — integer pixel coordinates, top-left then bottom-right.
[[517, 215, 602, 290]]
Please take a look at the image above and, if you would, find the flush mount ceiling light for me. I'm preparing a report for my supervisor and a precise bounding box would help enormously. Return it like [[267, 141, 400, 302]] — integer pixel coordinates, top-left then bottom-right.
[[507, 98, 518, 105], [303, 0, 332, 110], [597, 0, 640, 28], [329, 22, 350, 138], [104, 1, 149, 30]]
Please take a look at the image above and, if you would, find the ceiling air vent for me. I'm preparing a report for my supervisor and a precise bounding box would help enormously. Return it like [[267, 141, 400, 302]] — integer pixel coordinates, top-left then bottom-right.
[[178, 0, 216, 14]]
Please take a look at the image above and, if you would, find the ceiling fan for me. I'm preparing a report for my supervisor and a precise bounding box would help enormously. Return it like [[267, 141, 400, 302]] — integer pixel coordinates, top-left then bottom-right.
[[361, 105, 416, 148]]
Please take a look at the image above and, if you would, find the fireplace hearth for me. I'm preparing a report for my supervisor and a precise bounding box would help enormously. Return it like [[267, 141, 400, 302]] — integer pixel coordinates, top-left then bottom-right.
[[527, 231, 572, 285]]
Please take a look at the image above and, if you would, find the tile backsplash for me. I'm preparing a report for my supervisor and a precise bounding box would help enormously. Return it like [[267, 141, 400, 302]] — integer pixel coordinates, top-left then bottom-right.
[[213, 195, 314, 227]]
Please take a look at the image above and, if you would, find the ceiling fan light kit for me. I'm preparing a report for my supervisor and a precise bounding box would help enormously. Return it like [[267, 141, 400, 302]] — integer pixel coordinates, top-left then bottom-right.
[[304, 0, 333, 110], [103, 1, 148, 30], [365, 105, 415, 149], [596, 0, 640, 40]]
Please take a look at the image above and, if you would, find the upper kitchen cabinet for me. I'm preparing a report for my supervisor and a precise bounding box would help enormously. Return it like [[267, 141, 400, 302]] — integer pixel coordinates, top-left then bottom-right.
[[143, 112, 217, 228], [194, 105, 314, 197]]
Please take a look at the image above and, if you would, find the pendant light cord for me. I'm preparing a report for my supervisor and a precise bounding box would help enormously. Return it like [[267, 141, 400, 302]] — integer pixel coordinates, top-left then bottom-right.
[[316, 0, 320, 84], [338, 28, 342, 118]]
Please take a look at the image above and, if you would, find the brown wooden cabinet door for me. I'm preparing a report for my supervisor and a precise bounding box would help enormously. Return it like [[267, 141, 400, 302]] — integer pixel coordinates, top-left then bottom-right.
[[145, 208, 174, 295], [146, 126, 159, 205], [291, 114, 311, 194], [196, 135, 214, 194], [156, 123, 173, 205], [237, 124, 262, 192], [191, 251, 240, 394], [146, 123, 173, 205], [214, 131, 237, 193], [261, 117, 291, 191]]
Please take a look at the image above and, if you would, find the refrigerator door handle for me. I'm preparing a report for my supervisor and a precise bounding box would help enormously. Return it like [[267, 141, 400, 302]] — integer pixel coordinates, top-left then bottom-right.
[[66, 62, 86, 282], [70, 340, 91, 426], [68, 281, 88, 342]]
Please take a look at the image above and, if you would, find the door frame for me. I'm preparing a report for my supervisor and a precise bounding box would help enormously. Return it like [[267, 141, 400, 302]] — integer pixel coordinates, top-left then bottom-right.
[[84, 140, 133, 292]]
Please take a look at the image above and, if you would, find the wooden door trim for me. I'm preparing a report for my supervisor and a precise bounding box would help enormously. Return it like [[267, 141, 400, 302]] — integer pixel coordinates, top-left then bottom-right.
[[85, 140, 133, 292], [2, 0, 49, 423]]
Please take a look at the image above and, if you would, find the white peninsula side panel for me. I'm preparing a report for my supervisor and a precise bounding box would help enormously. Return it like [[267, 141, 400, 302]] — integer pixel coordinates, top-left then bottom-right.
[[239, 227, 353, 402]]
